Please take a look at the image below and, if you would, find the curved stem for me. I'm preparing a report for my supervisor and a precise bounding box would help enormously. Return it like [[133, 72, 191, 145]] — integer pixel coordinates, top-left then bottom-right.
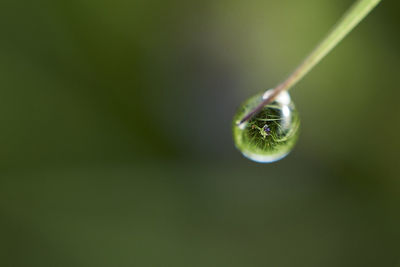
[[239, 0, 381, 125]]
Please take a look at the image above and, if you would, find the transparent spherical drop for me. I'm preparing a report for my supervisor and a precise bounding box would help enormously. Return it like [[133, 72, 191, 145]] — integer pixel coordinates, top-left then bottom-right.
[[233, 90, 300, 163]]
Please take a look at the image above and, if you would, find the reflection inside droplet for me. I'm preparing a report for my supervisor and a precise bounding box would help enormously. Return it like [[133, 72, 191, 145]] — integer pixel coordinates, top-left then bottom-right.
[[232, 90, 300, 163]]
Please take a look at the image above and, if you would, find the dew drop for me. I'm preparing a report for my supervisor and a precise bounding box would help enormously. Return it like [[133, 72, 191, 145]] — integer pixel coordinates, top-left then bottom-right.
[[233, 90, 300, 163]]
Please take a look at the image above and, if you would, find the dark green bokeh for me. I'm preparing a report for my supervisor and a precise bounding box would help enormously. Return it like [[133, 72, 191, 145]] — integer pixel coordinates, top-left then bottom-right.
[[1, 0, 399, 266]]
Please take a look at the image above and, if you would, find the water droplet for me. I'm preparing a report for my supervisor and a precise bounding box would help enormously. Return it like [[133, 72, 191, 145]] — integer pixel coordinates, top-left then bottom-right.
[[233, 90, 300, 163]]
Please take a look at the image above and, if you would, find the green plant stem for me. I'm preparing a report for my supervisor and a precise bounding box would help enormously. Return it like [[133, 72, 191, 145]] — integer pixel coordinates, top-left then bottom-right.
[[239, 0, 381, 125]]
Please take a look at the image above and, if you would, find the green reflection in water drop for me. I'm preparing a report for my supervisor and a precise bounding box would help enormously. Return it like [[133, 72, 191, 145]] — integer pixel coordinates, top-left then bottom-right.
[[233, 90, 300, 163]]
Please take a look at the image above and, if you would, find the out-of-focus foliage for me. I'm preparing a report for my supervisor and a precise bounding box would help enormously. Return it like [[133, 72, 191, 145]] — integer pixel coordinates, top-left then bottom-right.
[[1, 0, 399, 266]]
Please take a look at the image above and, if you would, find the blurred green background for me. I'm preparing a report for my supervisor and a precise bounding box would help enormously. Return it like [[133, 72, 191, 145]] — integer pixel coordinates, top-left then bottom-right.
[[1, 0, 400, 266]]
